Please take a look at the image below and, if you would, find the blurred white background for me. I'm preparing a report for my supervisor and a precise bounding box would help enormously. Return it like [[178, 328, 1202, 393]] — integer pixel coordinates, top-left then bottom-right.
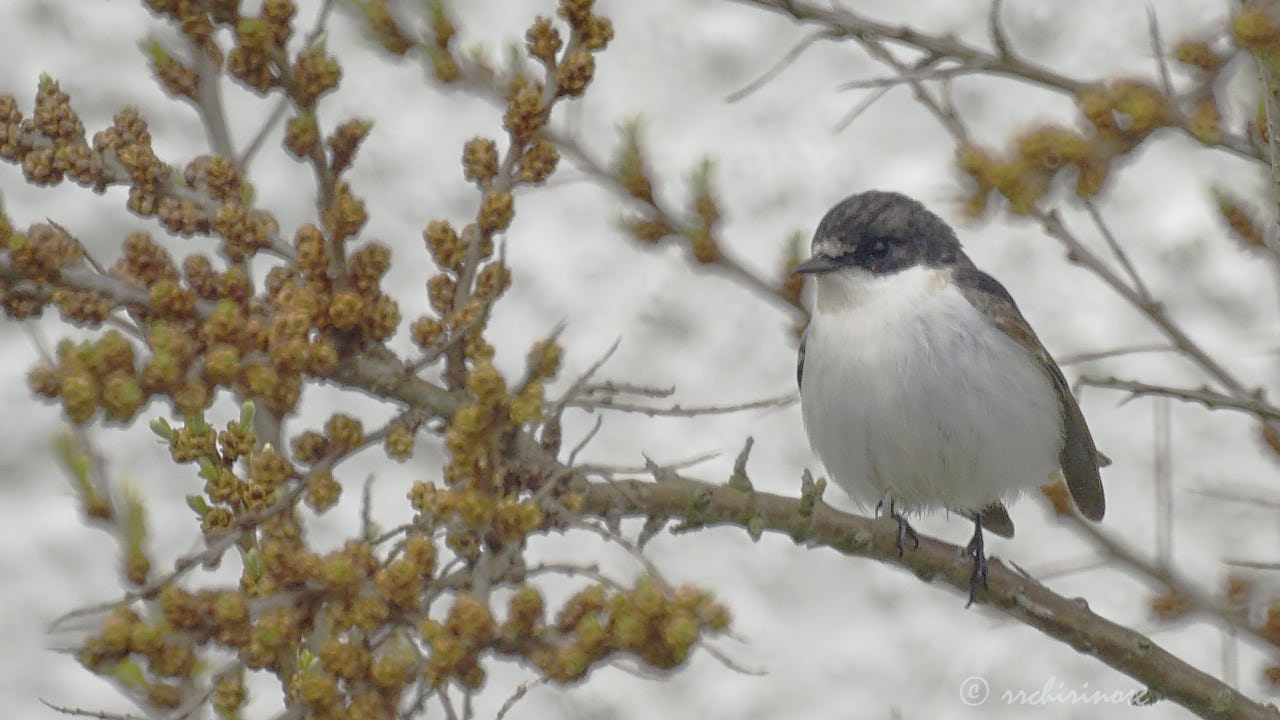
[[1, 0, 1277, 718]]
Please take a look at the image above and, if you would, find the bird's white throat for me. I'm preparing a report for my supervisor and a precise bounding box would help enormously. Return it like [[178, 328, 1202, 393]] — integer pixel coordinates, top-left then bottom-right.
[[800, 265, 1064, 515]]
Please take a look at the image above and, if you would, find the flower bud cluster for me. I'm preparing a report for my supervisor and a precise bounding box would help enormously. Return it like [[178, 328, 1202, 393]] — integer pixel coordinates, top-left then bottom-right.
[[0, 79, 104, 190], [956, 78, 1184, 214], [953, 20, 1274, 217], [9, 1, 735, 715]]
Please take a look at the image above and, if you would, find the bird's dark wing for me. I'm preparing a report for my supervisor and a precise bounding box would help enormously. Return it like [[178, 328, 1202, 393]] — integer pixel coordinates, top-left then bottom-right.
[[954, 266, 1106, 521], [797, 333, 806, 389], [969, 502, 1015, 538]]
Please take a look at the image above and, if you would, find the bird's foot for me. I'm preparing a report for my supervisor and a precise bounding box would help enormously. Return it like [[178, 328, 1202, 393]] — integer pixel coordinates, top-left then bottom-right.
[[964, 518, 988, 607], [875, 495, 919, 556]]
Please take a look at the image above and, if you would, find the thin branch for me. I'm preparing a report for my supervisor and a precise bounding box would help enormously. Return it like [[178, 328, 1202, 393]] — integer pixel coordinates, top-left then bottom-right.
[[566, 392, 796, 417], [732, 0, 1261, 161], [545, 127, 807, 317], [579, 381, 675, 399], [193, 49, 235, 160], [1080, 376, 1280, 422], [1224, 560, 1280, 570], [407, 302, 489, 373], [849, 33, 968, 141], [1154, 398, 1172, 569], [1146, 6, 1174, 97], [565, 415, 603, 467], [578, 450, 720, 477], [732, 0, 1091, 93], [1190, 485, 1280, 510], [988, 0, 1012, 59], [1062, 512, 1274, 654], [495, 678, 548, 720], [836, 64, 981, 91], [236, 97, 289, 170], [1037, 210, 1250, 397], [438, 685, 459, 720], [1057, 343, 1178, 365], [525, 561, 627, 591], [1083, 197, 1152, 302], [549, 338, 621, 417], [573, 519, 673, 593], [39, 700, 147, 720], [362, 473, 376, 542], [833, 85, 892, 132], [727, 29, 837, 102], [701, 643, 768, 676]]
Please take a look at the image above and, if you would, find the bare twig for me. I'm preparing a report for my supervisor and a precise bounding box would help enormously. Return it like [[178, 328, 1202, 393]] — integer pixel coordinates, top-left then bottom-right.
[[1154, 398, 1172, 568], [565, 415, 603, 467], [526, 561, 626, 590], [39, 700, 147, 720], [733, 0, 1261, 160], [362, 473, 376, 542], [193, 49, 235, 160], [988, 0, 1012, 59], [495, 678, 549, 720], [438, 685, 460, 720], [545, 127, 807, 317], [1080, 376, 1280, 422], [578, 450, 720, 477], [727, 29, 838, 102], [701, 643, 768, 676], [1037, 210, 1250, 397], [573, 518, 674, 593], [732, 0, 1090, 92], [1190, 484, 1280, 510], [579, 381, 675, 399], [836, 65, 981, 91], [1058, 343, 1177, 365], [1146, 6, 1174, 97], [1224, 559, 1280, 570], [833, 85, 892, 131], [549, 338, 621, 417], [566, 392, 796, 418], [1063, 513, 1274, 656], [236, 97, 289, 170], [1083, 197, 1152, 302]]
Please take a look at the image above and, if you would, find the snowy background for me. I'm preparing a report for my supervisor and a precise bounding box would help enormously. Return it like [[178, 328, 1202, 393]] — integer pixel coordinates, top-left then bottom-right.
[[1, 0, 1278, 718]]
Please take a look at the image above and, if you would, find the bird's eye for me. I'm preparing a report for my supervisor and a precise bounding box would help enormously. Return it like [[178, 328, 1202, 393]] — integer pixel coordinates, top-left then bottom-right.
[[867, 239, 889, 258]]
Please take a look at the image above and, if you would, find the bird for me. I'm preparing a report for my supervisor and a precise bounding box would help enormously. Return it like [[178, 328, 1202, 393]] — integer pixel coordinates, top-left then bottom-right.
[[793, 190, 1105, 605]]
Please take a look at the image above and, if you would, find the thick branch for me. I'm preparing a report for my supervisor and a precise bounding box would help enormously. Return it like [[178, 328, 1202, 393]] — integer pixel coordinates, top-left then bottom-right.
[[573, 472, 1278, 720]]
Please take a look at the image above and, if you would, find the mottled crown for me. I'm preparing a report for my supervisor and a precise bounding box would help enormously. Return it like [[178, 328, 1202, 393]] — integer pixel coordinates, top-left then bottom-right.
[[811, 191, 968, 274]]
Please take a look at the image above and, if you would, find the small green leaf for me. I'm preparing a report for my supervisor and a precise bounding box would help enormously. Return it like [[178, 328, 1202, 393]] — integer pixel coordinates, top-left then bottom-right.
[[197, 456, 220, 482], [243, 548, 263, 579], [238, 400, 255, 434], [185, 494, 210, 517], [149, 417, 174, 442]]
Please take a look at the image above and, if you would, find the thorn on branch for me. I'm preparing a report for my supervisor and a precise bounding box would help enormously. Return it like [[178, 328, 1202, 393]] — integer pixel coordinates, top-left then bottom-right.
[[798, 468, 825, 519], [638, 514, 668, 548], [728, 436, 755, 492]]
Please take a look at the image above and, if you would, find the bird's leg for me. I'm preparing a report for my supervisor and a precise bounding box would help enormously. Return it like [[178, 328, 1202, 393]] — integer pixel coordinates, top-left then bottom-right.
[[964, 516, 988, 607], [875, 492, 919, 556]]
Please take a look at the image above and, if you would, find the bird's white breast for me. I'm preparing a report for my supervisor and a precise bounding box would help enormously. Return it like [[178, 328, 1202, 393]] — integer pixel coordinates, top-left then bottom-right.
[[799, 265, 1064, 515]]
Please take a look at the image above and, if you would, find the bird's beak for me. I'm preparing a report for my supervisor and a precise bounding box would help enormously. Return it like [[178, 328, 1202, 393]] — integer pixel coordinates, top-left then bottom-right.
[[793, 255, 842, 274]]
